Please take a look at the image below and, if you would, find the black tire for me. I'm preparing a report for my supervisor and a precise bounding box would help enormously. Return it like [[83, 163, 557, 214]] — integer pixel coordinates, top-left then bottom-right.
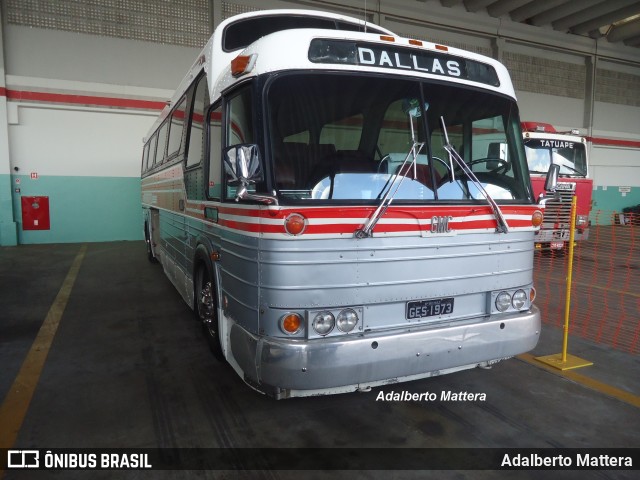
[[195, 262, 224, 361], [145, 223, 158, 264]]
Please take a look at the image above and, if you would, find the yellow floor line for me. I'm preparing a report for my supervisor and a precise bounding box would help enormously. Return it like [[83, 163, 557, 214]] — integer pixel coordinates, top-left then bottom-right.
[[0, 244, 87, 451], [517, 353, 640, 409]]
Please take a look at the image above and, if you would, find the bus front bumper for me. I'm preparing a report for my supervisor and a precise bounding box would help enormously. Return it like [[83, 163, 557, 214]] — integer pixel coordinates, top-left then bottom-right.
[[229, 306, 540, 398]]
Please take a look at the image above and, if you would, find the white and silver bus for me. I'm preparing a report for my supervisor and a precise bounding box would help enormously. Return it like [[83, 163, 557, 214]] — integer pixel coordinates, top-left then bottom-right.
[[141, 9, 552, 399]]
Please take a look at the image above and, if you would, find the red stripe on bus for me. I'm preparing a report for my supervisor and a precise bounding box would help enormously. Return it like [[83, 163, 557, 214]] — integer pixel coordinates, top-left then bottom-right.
[[215, 204, 538, 221]]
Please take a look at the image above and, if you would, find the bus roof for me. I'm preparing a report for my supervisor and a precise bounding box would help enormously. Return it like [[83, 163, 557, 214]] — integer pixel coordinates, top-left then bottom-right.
[[145, 9, 393, 141], [145, 9, 515, 141]]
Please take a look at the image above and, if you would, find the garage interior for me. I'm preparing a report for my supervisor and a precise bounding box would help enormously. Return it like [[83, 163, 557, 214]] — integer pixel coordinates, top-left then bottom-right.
[[1, 1, 639, 478]]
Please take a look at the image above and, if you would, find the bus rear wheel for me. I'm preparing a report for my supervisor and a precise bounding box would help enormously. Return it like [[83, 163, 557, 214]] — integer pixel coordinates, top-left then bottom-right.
[[195, 264, 224, 361]]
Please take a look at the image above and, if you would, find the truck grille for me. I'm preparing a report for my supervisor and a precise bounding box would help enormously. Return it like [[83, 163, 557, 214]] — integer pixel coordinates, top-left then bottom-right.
[[543, 190, 575, 227]]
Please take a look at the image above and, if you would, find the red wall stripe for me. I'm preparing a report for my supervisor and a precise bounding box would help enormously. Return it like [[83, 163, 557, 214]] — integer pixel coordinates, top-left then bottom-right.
[[1, 87, 166, 111], [1, 87, 638, 148], [586, 136, 640, 149]]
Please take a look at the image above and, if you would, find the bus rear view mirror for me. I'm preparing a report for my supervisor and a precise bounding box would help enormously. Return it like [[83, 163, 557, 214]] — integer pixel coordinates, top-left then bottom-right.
[[538, 163, 560, 204], [223, 144, 277, 205], [224, 144, 264, 185], [544, 163, 559, 192]]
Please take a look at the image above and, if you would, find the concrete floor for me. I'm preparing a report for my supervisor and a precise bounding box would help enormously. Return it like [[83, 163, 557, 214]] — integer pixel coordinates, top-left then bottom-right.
[[0, 241, 638, 480]]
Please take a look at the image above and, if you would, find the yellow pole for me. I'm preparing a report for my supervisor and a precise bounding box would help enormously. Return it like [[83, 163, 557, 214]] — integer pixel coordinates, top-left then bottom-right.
[[536, 194, 592, 370], [561, 196, 578, 362]]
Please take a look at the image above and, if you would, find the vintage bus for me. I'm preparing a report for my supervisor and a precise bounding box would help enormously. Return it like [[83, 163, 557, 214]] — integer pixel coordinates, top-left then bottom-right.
[[141, 9, 552, 399], [522, 122, 592, 251]]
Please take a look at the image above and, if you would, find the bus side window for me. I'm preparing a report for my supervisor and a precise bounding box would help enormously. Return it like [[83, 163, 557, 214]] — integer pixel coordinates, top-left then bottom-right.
[[208, 105, 222, 200], [149, 134, 158, 168], [167, 96, 187, 159], [155, 121, 169, 165], [185, 75, 210, 201], [225, 86, 255, 200], [187, 75, 210, 167], [141, 142, 150, 174]]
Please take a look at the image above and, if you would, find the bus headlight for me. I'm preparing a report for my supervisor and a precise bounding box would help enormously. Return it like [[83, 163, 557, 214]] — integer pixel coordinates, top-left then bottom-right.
[[336, 308, 358, 333], [495, 292, 512, 312], [576, 215, 588, 227], [512, 290, 527, 310], [313, 311, 335, 335]]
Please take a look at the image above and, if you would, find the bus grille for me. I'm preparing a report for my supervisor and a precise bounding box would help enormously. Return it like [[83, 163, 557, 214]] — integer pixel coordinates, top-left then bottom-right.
[[543, 190, 575, 227]]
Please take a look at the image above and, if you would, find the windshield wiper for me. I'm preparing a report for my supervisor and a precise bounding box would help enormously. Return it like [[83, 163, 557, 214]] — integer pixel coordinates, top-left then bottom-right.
[[557, 163, 586, 176], [355, 140, 424, 238], [440, 117, 509, 234]]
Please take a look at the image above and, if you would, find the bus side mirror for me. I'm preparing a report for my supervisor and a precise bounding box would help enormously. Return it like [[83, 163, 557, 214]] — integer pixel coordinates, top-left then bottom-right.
[[223, 144, 277, 205], [544, 163, 559, 192], [539, 163, 560, 204], [223, 144, 263, 186]]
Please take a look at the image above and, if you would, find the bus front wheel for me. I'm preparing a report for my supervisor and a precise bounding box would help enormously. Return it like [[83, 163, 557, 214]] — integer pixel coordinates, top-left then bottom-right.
[[195, 263, 224, 361], [145, 222, 158, 264]]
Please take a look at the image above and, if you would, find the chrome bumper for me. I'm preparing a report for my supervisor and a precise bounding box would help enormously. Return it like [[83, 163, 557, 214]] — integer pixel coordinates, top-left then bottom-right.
[[230, 306, 540, 397]]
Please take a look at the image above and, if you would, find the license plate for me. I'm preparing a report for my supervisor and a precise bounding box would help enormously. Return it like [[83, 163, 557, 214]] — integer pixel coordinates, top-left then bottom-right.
[[550, 242, 564, 250], [406, 298, 454, 320]]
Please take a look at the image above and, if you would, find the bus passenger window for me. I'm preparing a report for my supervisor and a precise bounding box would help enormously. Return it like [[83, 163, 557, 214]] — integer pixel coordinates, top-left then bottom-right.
[[187, 76, 210, 167], [155, 122, 168, 165], [167, 97, 187, 158], [149, 135, 158, 168], [208, 105, 222, 200], [141, 142, 150, 174]]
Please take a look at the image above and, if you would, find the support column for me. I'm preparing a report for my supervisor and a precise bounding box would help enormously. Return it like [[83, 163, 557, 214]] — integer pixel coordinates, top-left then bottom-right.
[[0, 6, 18, 246]]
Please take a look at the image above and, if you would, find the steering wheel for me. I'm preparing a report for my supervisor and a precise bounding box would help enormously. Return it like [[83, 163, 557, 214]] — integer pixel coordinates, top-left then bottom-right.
[[464, 157, 510, 174]]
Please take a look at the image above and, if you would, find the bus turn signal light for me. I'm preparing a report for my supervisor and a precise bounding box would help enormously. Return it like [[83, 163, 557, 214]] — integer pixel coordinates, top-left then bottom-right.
[[284, 213, 307, 235], [280, 313, 302, 335], [532, 210, 543, 227]]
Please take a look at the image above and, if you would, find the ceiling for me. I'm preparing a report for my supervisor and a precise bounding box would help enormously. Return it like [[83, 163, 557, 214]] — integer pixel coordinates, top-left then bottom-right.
[[434, 0, 640, 49]]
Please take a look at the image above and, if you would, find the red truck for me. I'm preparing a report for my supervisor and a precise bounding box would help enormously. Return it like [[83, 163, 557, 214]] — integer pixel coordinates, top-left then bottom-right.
[[522, 122, 592, 251]]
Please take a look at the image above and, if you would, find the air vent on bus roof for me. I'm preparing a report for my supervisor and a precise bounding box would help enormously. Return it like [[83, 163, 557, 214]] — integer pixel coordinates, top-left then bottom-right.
[[222, 14, 387, 52]]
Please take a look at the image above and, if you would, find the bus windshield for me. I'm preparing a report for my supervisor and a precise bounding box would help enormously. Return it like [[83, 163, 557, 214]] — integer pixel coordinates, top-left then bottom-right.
[[267, 73, 531, 203], [524, 138, 587, 177]]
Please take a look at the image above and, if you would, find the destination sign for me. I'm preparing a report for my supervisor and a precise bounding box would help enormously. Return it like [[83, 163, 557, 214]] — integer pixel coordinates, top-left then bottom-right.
[[308, 39, 500, 86]]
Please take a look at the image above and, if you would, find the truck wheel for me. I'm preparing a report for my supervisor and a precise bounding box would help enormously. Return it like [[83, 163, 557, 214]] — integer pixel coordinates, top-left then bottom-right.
[[195, 263, 224, 361]]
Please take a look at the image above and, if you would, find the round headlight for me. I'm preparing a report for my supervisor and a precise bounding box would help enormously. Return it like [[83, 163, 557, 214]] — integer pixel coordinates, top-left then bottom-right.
[[512, 290, 527, 310], [337, 308, 359, 333], [495, 291, 512, 312], [313, 311, 335, 335]]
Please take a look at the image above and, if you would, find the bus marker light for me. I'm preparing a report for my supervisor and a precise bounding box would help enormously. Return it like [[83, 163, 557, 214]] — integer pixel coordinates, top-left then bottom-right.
[[231, 54, 256, 77], [284, 213, 307, 235], [280, 313, 302, 335], [435, 44, 448, 52], [409, 39, 423, 46], [532, 210, 543, 227], [380, 35, 395, 42]]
